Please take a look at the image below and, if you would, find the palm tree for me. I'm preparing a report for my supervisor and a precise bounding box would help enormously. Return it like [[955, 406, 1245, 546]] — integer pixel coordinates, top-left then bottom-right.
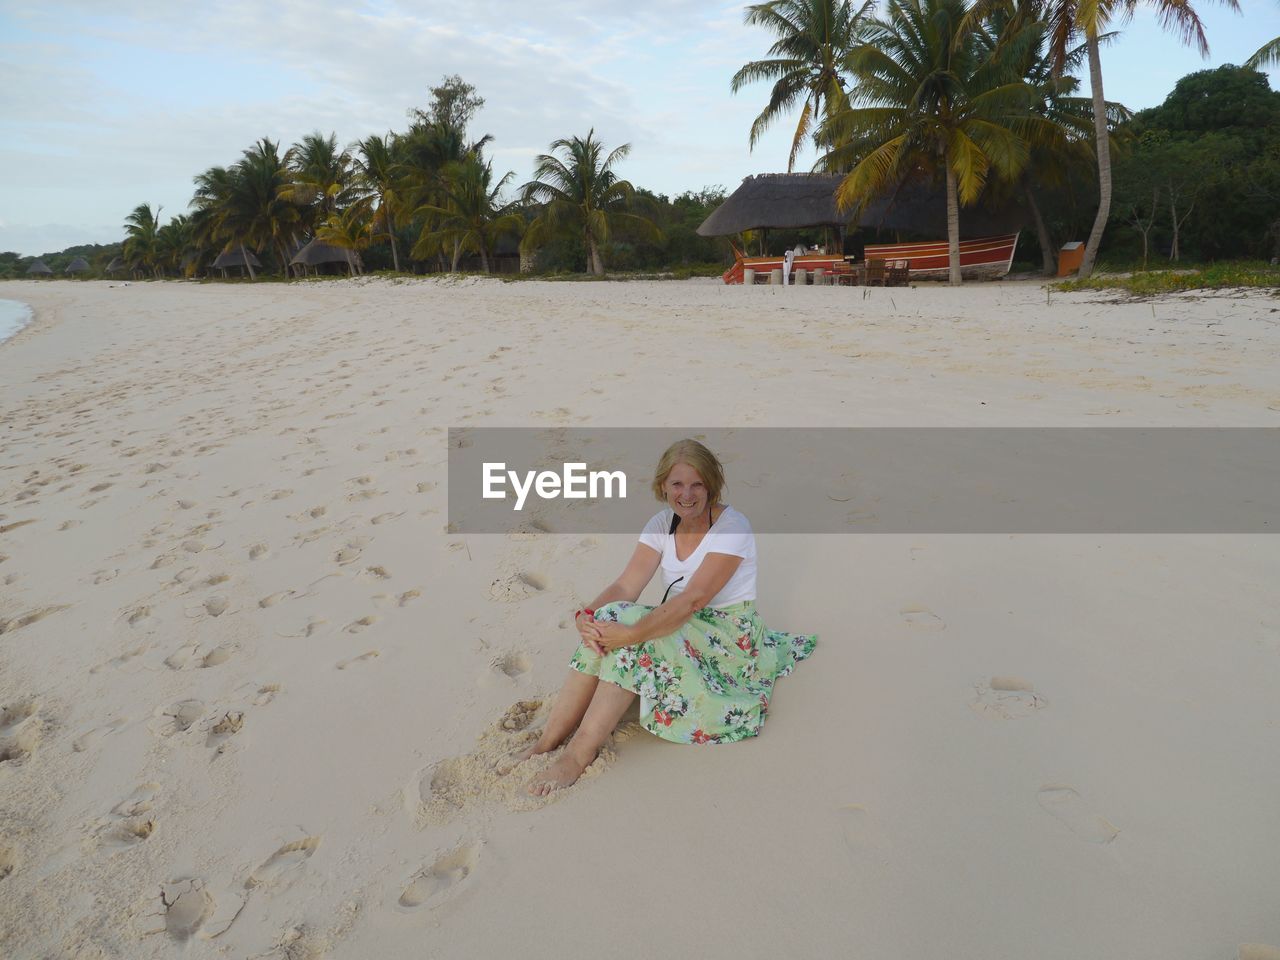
[[820, 0, 1038, 284], [731, 0, 875, 170], [521, 130, 661, 275], [221, 138, 301, 279], [979, 5, 1130, 273], [283, 131, 355, 234], [156, 214, 195, 276], [412, 154, 524, 272], [353, 133, 405, 272], [123, 203, 163, 278], [314, 204, 372, 276], [1038, 0, 1238, 277]]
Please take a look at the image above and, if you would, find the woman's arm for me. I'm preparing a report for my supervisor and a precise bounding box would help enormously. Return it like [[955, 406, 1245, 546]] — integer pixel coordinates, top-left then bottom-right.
[[580, 542, 661, 613], [592, 552, 743, 651]]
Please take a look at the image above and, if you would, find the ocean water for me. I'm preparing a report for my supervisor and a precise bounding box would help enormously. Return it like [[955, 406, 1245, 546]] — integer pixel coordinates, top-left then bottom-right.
[[0, 298, 33, 345]]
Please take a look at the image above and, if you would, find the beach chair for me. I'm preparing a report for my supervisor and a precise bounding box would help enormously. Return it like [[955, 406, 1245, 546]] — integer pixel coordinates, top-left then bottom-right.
[[886, 259, 911, 286], [829, 262, 857, 286], [863, 258, 886, 286]]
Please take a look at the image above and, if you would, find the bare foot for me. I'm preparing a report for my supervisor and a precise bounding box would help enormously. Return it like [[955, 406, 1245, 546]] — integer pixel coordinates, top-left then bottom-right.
[[495, 741, 543, 776], [526, 749, 593, 797]]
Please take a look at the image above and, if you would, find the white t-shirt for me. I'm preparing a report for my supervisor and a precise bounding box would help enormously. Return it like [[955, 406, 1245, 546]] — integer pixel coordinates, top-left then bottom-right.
[[637, 506, 757, 607]]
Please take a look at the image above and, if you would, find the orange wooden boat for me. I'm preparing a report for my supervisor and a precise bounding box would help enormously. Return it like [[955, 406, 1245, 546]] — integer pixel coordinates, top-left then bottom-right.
[[863, 233, 1020, 280]]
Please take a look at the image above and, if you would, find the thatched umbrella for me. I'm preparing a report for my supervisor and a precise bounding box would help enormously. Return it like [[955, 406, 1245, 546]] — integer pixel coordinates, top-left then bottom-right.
[[290, 238, 361, 277], [105, 256, 126, 274], [697, 173, 1023, 250], [211, 248, 261, 278], [65, 257, 90, 276], [26, 259, 53, 276]]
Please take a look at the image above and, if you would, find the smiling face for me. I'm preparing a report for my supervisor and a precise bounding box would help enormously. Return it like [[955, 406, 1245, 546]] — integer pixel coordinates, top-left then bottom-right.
[[663, 461, 710, 521]]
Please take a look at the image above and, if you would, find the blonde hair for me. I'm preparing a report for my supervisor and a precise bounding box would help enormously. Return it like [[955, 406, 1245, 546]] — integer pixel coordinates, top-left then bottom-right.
[[651, 439, 726, 506]]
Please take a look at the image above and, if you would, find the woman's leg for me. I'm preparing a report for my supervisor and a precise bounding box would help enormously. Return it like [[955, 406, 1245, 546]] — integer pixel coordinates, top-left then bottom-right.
[[526, 679, 637, 796], [497, 667, 599, 774]]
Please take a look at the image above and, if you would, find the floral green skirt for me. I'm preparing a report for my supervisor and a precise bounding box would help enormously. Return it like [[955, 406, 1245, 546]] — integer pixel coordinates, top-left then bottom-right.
[[569, 600, 817, 745]]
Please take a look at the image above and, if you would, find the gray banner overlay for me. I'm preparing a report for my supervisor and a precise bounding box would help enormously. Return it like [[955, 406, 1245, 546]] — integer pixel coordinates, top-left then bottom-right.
[[447, 428, 1279, 534]]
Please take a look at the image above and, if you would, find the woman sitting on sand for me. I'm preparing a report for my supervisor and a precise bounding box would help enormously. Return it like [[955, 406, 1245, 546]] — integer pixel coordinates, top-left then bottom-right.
[[506, 438, 818, 796]]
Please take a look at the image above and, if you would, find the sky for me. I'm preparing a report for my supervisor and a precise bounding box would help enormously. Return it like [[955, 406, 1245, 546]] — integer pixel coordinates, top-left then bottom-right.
[[1, 0, 1278, 256]]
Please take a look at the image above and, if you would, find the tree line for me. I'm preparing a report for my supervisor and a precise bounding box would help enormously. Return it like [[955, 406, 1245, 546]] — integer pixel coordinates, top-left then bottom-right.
[[728, 0, 1273, 282]]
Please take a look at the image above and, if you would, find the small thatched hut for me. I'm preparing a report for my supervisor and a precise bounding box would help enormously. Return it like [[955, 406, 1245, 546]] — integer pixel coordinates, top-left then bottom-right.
[[105, 256, 126, 274], [26, 259, 53, 276], [65, 257, 90, 276], [211, 248, 261, 278], [697, 173, 1023, 252], [290, 239, 361, 276]]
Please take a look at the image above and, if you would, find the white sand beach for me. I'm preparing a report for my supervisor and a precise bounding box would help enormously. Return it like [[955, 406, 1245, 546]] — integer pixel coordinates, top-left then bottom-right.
[[1, 277, 1278, 959]]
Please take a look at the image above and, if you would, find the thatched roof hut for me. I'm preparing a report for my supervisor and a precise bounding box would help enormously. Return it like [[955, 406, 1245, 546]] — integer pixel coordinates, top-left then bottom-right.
[[65, 257, 90, 275], [105, 256, 126, 274], [697, 173, 1023, 239], [26, 259, 53, 276], [290, 239, 361, 274], [211, 248, 261, 269]]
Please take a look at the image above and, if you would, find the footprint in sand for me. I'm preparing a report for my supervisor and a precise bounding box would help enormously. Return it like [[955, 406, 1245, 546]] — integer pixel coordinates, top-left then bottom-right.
[[0, 701, 44, 765], [1037, 784, 1119, 843], [356, 565, 391, 582], [199, 643, 234, 667], [90, 644, 148, 674], [163, 644, 199, 670], [345, 615, 379, 634], [398, 589, 421, 607], [124, 605, 152, 628], [336, 651, 379, 670], [148, 700, 205, 738], [0, 605, 69, 635], [899, 607, 945, 630], [245, 836, 321, 890], [0, 844, 18, 881], [101, 817, 155, 850], [970, 676, 1048, 719], [491, 653, 531, 680], [248, 542, 269, 560], [112, 782, 160, 817], [160, 879, 214, 941], [488, 572, 547, 602], [185, 596, 233, 619], [334, 545, 363, 565], [258, 590, 298, 608], [370, 511, 403, 525], [72, 718, 128, 753], [205, 710, 244, 751], [397, 842, 479, 910], [233, 682, 280, 706]]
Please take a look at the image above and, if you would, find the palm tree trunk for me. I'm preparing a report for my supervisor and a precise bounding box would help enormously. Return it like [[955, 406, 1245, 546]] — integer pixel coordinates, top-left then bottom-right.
[[451, 239, 461, 272], [241, 242, 256, 281], [480, 243, 490, 274], [1024, 184, 1056, 275], [386, 205, 401, 273], [945, 162, 962, 286], [1080, 30, 1111, 280], [587, 234, 604, 276]]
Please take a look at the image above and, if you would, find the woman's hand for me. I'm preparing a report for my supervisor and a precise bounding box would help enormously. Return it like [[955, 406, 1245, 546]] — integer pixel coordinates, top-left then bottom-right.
[[591, 620, 637, 653], [575, 611, 605, 656]]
